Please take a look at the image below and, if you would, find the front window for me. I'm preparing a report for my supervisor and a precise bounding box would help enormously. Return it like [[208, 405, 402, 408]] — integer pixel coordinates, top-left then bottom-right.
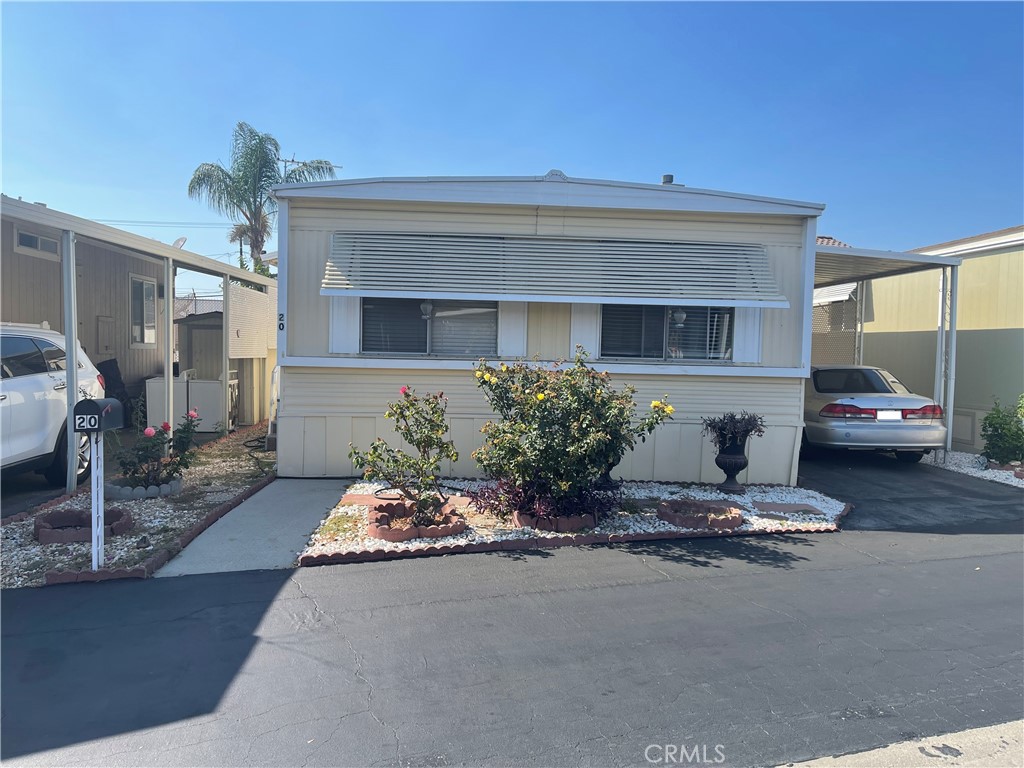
[[15, 229, 60, 260], [130, 276, 157, 347], [361, 298, 498, 356], [600, 305, 734, 361]]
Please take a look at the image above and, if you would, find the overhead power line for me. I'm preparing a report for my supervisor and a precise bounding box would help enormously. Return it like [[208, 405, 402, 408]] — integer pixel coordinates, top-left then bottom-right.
[[95, 219, 235, 229]]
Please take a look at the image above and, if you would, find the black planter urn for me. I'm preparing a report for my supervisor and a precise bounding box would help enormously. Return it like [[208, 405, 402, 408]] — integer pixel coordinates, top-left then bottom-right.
[[714, 437, 749, 494]]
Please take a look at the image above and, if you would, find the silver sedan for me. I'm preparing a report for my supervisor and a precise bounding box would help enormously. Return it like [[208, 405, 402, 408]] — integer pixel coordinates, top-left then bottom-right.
[[803, 365, 947, 463]]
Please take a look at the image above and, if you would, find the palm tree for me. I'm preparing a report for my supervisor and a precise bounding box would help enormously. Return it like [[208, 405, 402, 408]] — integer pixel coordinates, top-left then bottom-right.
[[188, 122, 335, 272]]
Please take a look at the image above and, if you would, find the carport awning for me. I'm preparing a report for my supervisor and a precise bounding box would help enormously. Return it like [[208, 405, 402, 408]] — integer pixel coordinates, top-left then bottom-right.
[[815, 245, 960, 288], [322, 232, 790, 308]]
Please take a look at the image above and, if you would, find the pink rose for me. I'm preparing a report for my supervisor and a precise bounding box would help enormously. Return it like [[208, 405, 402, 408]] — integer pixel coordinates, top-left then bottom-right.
[[400, 386, 408, 395], [188, 410, 198, 418], [143, 427, 156, 437], [161, 422, 171, 432]]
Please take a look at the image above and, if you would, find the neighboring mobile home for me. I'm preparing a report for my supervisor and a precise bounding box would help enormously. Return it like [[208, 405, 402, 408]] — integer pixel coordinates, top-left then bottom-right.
[[861, 226, 1024, 453], [1, 196, 277, 441], [272, 171, 827, 485]]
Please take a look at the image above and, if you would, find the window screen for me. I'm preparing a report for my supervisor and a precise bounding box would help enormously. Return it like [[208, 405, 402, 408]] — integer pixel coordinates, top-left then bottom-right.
[[430, 301, 498, 356], [601, 305, 734, 361], [361, 298, 498, 356], [362, 298, 428, 353]]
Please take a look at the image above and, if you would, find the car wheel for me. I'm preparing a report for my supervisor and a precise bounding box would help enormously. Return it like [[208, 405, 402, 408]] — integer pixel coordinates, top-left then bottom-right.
[[895, 451, 925, 464], [43, 430, 92, 487]]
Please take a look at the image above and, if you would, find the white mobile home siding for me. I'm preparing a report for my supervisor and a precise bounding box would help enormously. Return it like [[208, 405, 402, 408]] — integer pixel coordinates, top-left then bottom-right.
[[277, 196, 811, 484]]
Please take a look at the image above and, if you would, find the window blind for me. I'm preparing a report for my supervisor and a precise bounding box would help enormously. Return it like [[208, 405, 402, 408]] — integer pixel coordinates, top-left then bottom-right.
[[430, 301, 498, 356], [601, 305, 734, 361], [360, 298, 497, 355], [362, 298, 427, 353]]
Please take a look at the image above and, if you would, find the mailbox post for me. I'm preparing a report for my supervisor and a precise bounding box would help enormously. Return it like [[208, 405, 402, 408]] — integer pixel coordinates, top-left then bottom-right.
[[72, 399, 124, 570]]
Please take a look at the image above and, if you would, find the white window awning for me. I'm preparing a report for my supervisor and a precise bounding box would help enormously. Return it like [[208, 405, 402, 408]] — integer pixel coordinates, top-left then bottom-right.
[[321, 232, 789, 308], [812, 282, 857, 306]]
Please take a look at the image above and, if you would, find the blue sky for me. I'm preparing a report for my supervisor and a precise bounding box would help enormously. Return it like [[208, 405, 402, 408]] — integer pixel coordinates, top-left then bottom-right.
[[3, 2, 1022, 295]]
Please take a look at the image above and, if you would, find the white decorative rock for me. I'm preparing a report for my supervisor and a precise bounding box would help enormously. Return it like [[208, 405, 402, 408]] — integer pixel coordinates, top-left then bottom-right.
[[160, 484, 171, 495], [170, 478, 183, 494], [146, 485, 160, 498], [132, 486, 148, 500]]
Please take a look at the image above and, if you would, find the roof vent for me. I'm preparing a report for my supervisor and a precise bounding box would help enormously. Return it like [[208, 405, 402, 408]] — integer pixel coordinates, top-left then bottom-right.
[[662, 174, 674, 185]]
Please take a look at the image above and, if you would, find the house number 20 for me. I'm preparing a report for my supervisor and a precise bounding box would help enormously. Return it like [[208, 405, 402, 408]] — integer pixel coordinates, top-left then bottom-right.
[[278, 313, 285, 332]]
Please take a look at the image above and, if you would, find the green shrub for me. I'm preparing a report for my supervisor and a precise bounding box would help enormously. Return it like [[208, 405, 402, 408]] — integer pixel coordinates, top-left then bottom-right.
[[348, 387, 458, 526], [117, 410, 201, 487], [980, 396, 1024, 465], [471, 348, 673, 517]]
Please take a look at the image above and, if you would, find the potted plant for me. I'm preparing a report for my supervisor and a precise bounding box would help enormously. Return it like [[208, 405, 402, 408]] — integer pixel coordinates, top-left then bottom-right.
[[700, 411, 766, 494], [349, 387, 467, 541], [109, 410, 201, 499]]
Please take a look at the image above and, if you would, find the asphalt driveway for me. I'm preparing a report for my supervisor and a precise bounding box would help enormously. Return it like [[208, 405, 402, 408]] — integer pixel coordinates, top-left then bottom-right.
[[2, 456, 1021, 767], [798, 449, 1023, 533]]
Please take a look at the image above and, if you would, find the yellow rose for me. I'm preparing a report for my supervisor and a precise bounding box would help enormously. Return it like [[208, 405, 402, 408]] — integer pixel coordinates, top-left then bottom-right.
[[536, 393, 545, 401], [651, 400, 662, 409], [500, 363, 508, 372], [475, 371, 483, 379], [665, 405, 675, 415]]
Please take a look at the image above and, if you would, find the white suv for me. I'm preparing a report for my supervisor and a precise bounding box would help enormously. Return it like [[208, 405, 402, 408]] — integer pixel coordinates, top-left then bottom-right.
[[1, 323, 105, 486]]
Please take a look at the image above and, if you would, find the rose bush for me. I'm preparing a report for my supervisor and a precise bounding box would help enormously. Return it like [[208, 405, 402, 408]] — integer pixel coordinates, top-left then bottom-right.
[[472, 348, 674, 519], [117, 410, 202, 488], [348, 387, 459, 527]]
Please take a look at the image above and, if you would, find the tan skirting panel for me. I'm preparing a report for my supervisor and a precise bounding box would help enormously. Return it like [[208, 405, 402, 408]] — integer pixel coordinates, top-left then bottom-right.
[[276, 366, 803, 485]]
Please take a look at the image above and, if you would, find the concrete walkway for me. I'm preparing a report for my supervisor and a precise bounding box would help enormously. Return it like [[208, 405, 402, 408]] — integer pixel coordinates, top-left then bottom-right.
[[155, 478, 344, 577], [786, 720, 1023, 767]]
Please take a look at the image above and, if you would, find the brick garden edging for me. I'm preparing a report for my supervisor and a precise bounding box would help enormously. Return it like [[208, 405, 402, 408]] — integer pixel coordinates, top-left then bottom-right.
[[298, 501, 855, 568], [41, 472, 277, 586]]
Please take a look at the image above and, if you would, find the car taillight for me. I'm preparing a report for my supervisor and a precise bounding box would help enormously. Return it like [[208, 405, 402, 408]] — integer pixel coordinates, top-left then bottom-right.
[[903, 404, 943, 420], [97, 373, 105, 391], [819, 403, 877, 419]]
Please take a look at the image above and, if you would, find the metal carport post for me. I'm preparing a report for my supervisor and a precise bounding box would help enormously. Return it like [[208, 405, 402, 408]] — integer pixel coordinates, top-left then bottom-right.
[[813, 244, 962, 463]]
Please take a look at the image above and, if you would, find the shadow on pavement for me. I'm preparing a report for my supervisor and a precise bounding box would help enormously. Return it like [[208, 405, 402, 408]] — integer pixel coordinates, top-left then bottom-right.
[[0, 569, 294, 759], [618, 533, 815, 569]]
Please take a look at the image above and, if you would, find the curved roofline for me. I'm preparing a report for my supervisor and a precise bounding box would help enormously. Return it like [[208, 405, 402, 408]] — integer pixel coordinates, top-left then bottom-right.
[[272, 170, 825, 215]]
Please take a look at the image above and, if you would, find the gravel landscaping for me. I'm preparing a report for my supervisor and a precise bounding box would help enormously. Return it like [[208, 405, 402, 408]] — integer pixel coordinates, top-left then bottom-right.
[[299, 480, 850, 563], [1, 423, 275, 589], [923, 450, 1024, 488]]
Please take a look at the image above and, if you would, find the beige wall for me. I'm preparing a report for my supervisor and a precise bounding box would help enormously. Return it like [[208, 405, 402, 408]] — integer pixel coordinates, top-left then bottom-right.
[[276, 367, 803, 485], [284, 200, 809, 369], [862, 245, 1024, 452], [1, 220, 167, 392]]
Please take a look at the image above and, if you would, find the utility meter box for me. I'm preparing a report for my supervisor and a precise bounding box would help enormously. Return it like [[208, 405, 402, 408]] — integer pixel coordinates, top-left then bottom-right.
[[73, 398, 124, 433]]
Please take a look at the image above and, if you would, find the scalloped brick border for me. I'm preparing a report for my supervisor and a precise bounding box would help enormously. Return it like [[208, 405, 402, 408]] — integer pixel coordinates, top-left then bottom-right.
[[298, 502, 856, 568], [41, 472, 277, 586]]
